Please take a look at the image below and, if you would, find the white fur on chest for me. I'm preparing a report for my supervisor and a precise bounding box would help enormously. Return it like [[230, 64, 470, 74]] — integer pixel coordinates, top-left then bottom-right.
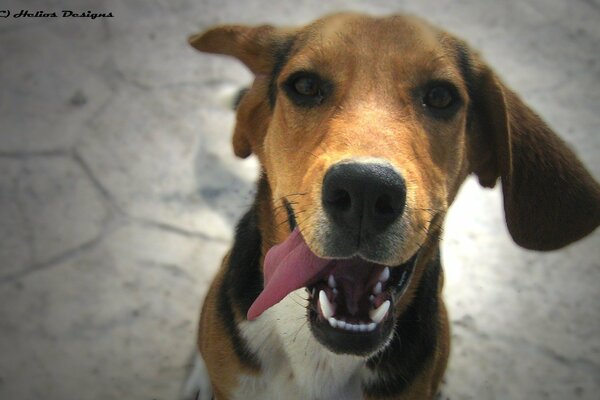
[[236, 289, 367, 400]]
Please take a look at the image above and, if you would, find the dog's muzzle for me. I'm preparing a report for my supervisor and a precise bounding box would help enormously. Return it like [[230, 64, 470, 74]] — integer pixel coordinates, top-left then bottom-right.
[[320, 160, 407, 260]]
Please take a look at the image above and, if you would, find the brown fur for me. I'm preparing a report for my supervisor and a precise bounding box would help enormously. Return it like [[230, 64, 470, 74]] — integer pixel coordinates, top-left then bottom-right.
[[198, 254, 259, 400], [189, 13, 600, 399]]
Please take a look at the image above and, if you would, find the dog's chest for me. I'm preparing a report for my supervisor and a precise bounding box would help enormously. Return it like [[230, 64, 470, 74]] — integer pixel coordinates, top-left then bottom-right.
[[236, 290, 367, 400]]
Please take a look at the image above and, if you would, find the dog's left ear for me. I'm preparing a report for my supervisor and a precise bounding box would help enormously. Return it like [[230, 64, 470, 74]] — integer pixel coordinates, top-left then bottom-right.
[[189, 24, 294, 159], [189, 24, 280, 75], [466, 50, 600, 250]]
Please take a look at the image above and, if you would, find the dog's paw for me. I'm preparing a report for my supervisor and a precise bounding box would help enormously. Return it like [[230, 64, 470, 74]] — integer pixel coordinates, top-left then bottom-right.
[[180, 353, 213, 400]]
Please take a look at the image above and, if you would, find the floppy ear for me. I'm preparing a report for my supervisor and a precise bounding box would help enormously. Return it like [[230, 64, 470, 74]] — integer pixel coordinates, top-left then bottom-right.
[[467, 55, 600, 250], [189, 24, 293, 158], [189, 24, 278, 75]]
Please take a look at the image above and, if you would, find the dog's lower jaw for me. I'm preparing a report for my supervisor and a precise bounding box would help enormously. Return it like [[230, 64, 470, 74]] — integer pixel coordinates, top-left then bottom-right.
[[306, 253, 417, 356]]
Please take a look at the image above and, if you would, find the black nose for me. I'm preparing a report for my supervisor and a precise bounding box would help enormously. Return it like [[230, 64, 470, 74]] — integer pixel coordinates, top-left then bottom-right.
[[322, 161, 406, 235]]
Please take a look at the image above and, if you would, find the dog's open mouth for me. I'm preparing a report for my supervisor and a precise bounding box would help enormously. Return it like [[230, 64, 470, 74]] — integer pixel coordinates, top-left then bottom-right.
[[247, 227, 416, 355], [307, 256, 414, 333], [306, 254, 415, 355]]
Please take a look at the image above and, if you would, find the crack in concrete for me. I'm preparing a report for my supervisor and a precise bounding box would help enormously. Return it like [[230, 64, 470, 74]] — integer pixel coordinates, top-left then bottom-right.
[[70, 304, 152, 336], [80, 92, 115, 132], [14, 168, 37, 266], [134, 217, 229, 243], [0, 149, 70, 158], [0, 146, 229, 287], [70, 150, 228, 243], [71, 149, 125, 216], [1, 148, 125, 279], [138, 260, 197, 282], [108, 57, 152, 91], [0, 220, 121, 286]]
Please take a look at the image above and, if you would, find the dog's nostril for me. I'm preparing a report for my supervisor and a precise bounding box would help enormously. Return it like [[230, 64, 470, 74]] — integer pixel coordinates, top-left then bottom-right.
[[327, 189, 351, 211], [374, 194, 395, 216]]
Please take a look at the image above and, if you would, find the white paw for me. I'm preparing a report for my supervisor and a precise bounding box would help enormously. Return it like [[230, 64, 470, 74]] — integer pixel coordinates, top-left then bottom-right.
[[181, 353, 213, 400]]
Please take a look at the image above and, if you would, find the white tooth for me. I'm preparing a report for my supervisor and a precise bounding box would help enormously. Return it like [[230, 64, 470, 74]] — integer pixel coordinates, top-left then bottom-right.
[[311, 287, 316, 298], [337, 320, 347, 330], [328, 317, 337, 328], [369, 300, 391, 324], [359, 324, 368, 332], [328, 275, 337, 288], [373, 282, 383, 295], [379, 267, 390, 282], [319, 290, 334, 319], [367, 322, 376, 331], [369, 294, 375, 303]]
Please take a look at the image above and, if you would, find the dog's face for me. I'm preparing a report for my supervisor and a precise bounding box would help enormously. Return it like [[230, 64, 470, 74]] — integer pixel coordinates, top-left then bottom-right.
[[262, 14, 468, 263], [256, 15, 467, 354], [190, 13, 600, 356]]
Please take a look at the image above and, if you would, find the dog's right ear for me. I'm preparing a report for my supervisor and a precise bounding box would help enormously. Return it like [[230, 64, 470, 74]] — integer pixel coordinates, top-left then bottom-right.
[[189, 25, 294, 158]]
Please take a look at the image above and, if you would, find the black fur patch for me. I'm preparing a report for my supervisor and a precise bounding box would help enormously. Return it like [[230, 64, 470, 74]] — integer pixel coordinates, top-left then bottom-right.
[[268, 37, 296, 108], [283, 198, 297, 231], [363, 249, 442, 397], [455, 43, 476, 130], [232, 88, 249, 110], [216, 205, 264, 371], [455, 43, 475, 100], [226, 207, 264, 313]]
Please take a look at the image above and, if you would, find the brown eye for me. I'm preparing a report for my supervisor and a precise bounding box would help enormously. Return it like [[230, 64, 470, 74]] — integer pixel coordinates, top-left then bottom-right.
[[293, 76, 319, 97], [424, 86, 454, 109], [284, 71, 331, 107]]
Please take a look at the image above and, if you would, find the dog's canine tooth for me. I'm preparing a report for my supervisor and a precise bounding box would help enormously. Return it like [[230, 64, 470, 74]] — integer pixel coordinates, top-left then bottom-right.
[[328, 274, 337, 288], [369, 300, 390, 324], [379, 267, 390, 282], [328, 317, 337, 328], [373, 281, 383, 295], [319, 290, 334, 319]]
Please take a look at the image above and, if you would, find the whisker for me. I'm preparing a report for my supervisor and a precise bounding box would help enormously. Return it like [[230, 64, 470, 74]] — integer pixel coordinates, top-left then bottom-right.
[[292, 319, 309, 344]]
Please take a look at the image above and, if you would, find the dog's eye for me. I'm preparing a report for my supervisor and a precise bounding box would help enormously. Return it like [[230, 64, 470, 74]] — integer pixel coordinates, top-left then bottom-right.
[[293, 76, 319, 97], [423, 86, 454, 109], [283, 71, 331, 107]]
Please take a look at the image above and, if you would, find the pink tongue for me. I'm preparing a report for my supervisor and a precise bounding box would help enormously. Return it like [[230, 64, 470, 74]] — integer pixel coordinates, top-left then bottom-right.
[[247, 228, 331, 320]]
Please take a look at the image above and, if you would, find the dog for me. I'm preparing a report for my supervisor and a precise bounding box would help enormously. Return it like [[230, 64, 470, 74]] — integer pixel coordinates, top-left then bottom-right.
[[183, 12, 600, 400]]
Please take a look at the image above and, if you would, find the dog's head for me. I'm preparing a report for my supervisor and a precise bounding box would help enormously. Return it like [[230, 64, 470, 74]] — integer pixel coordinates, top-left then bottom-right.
[[190, 13, 600, 356]]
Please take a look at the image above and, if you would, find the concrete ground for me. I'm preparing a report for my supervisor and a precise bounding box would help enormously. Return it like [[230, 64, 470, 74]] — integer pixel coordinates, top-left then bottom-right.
[[1, 0, 599, 399]]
